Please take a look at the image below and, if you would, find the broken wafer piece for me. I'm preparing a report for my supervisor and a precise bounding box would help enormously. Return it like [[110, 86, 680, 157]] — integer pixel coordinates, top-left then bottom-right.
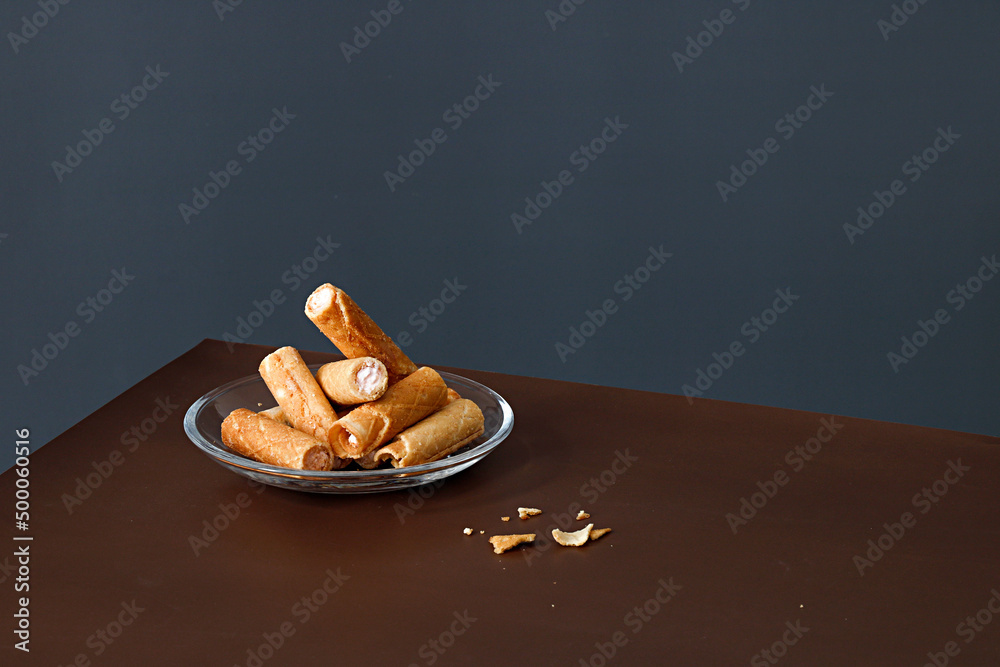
[[489, 533, 536, 554], [518, 507, 542, 520], [552, 523, 594, 547], [501, 516, 510, 522], [222, 409, 334, 471], [316, 357, 388, 405], [576, 511, 590, 520], [589, 528, 611, 541], [304, 284, 418, 384], [463, 528, 473, 536]]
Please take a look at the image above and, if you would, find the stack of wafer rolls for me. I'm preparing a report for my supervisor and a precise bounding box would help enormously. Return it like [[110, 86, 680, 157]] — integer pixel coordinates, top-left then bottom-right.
[[218, 285, 488, 471], [358, 399, 485, 469], [222, 409, 334, 471], [305, 284, 417, 384]]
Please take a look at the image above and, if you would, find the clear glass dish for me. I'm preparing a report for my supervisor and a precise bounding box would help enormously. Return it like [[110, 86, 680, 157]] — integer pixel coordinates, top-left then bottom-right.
[[184, 367, 513, 493]]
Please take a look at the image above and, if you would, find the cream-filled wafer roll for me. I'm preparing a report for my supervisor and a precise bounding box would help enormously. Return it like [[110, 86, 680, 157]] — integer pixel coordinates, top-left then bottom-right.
[[222, 409, 334, 471], [304, 284, 417, 383], [360, 399, 485, 469], [316, 357, 388, 405], [259, 346, 347, 457], [334, 366, 448, 458]]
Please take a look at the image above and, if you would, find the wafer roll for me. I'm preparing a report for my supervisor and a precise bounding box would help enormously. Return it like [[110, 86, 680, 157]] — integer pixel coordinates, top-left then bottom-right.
[[316, 357, 388, 405], [222, 409, 334, 470], [304, 284, 417, 383], [258, 406, 289, 425], [445, 388, 461, 403], [259, 346, 346, 457], [257, 405, 350, 468], [361, 399, 485, 468], [335, 366, 448, 458]]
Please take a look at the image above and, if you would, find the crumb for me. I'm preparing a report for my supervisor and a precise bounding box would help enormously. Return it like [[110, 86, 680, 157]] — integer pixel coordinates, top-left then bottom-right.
[[589, 527, 611, 541], [479, 530, 484, 534], [552, 524, 594, 547], [501, 516, 510, 522], [489, 533, 536, 554], [518, 507, 542, 520], [463, 527, 473, 536], [576, 510, 590, 520]]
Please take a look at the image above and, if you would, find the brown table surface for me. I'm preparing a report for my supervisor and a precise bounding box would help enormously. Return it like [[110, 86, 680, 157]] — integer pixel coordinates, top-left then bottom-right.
[[3, 339, 999, 666]]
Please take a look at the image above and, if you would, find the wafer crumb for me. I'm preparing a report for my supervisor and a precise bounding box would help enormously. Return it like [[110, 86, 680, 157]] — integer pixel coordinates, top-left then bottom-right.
[[589, 527, 611, 540], [552, 523, 594, 547], [479, 530, 484, 534], [489, 533, 536, 554], [576, 510, 590, 520], [518, 507, 542, 520], [501, 516, 510, 522], [463, 527, 473, 536]]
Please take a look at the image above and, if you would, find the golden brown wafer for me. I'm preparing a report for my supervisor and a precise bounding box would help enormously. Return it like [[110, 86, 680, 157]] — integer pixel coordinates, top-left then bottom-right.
[[363, 398, 484, 468], [304, 284, 417, 383], [259, 346, 345, 457], [334, 366, 448, 458], [316, 357, 388, 405], [222, 409, 333, 470]]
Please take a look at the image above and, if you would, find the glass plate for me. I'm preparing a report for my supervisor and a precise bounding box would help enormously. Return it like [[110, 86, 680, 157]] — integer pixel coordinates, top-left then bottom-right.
[[184, 367, 513, 493]]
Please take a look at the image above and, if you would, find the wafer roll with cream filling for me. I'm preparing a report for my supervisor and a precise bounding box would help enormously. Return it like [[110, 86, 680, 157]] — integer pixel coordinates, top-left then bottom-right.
[[304, 284, 417, 383], [259, 346, 346, 457], [334, 366, 448, 458], [222, 409, 334, 470], [316, 357, 388, 405], [359, 399, 485, 469]]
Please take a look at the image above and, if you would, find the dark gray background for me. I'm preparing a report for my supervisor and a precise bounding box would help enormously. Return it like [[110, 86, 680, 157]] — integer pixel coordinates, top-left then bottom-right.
[[3, 1, 998, 472]]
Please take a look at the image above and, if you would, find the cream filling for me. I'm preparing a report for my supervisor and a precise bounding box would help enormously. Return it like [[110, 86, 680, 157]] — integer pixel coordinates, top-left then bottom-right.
[[355, 365, 382, 394]]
